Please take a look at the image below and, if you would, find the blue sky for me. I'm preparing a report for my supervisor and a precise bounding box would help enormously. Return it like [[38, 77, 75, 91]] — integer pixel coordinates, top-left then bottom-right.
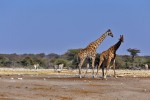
[[0, 0, 150, 55]]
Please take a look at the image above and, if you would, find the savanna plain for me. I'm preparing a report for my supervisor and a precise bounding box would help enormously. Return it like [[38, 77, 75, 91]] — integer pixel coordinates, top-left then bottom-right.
[[0, 68, 150, 100]]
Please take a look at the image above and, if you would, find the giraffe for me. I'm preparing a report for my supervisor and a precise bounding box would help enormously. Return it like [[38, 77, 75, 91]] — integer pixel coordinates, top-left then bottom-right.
[[96, 35, 124, 79], [77, 29, 114, 78]]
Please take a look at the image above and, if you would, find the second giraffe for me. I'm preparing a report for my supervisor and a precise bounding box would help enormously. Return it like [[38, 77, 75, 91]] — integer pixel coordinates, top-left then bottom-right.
[[96, 35, 124, 79]]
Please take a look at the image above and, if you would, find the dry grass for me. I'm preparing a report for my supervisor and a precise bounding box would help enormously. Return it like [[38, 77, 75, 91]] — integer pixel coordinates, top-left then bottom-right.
[[115, 69, 150, 77], [0, 68, 150, 77], [0, 68, 76, 75]]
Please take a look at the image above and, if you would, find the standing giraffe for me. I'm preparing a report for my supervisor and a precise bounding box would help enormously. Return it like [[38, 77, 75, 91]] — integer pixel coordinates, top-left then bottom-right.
[[96, 35, 124, 79], [77, 29, 113, 78]]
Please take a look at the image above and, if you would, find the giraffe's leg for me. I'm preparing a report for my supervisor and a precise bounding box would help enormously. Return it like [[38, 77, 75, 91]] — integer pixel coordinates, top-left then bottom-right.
[[101, 63, 105, 79], [84, 63, 89, 77], [96, 58, 104, 78], [78, 58, 85, 78], [113, 59, 117, 78], [104, 58, 111, 79], [91, 57, 95, 78]]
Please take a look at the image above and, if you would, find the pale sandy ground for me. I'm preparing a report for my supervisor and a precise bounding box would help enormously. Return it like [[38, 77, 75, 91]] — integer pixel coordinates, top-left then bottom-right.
[[0, 68, 150, 100]]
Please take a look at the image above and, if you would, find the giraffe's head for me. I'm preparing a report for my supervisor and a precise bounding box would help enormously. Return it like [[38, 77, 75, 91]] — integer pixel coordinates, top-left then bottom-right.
[[119, 35, 124, 42], [106, 29, 113, 37]]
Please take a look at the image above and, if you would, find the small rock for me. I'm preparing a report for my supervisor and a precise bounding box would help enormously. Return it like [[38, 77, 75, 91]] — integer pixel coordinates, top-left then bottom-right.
[[118, 75, 125, 77], [133, 75, 136, 77], [18, 78, 23, 80]]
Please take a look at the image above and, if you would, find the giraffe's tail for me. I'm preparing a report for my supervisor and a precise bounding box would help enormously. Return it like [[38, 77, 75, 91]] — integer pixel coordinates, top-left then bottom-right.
[[73, 54, 81, 69], [76, 54, 80, 65]]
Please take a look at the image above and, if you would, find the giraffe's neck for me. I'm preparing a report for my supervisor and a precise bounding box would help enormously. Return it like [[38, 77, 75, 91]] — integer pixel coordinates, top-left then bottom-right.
[[114, 40, 122, 52], [94, 32, 108, 48]]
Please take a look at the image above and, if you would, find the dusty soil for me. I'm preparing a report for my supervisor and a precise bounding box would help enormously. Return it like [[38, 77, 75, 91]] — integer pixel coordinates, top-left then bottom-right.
[[0, 69, 150, 100]]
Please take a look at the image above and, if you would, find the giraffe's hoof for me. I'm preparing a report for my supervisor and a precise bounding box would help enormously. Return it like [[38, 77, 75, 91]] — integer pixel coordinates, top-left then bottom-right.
[[102, 77, 107, 80], [104, 76, 106, 79], [103, 76, 107, 80], [94, 75, 98, 78], [92, 75, 96, 78], [115, 76, 118, 78], [79, 75, 82, 78]]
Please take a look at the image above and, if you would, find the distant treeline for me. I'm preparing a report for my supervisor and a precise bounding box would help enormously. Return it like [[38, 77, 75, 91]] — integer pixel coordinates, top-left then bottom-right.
[[0, 49, 150, 69]]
